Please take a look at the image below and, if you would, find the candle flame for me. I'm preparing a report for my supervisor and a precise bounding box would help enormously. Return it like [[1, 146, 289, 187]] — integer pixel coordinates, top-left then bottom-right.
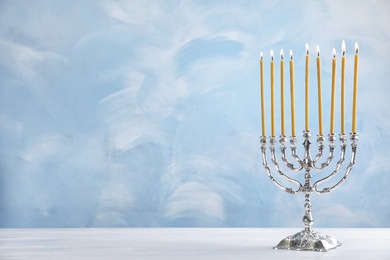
[[355, 42, 359, 54], [342, 40, 346, 56], [280, 49, 284, 60], [290, 49, 293, 60], [260, 51, 263, 60], [305, 43, 309, 55], [332, 48, 336, 58], [270, 49, 274, 60], [316, 45, 320, 56]]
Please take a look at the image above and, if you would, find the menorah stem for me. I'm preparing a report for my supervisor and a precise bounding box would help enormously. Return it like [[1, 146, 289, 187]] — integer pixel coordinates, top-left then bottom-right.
[[302, 166, 314, 231], [303, 190, 314, 232], [302, 131, 314, 230], [275, 182, 341, 252]]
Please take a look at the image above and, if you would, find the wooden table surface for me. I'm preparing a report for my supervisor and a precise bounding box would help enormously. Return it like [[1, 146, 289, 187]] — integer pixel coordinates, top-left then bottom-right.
[[1, 228, 389, 259]]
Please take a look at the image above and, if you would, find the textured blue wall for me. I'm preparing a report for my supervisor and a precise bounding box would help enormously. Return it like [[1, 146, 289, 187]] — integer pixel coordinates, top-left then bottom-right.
[[0, 0, 389, 228]]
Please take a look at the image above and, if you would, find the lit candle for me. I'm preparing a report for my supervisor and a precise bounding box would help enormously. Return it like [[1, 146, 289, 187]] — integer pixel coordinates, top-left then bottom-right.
[[289, 50, 296, 137], [316, 45, 323, 136], [341, 41, 346, 135], [305, 43, 310, 131], [352, 42, 359, 133], [270, 50, 275, 136], [280, 49, 285, 136], [260, 52, 266, 136], [330, 48, 337, 134]]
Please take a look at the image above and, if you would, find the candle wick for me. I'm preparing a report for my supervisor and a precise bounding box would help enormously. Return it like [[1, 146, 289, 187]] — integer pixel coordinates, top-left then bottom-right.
[[343, 50, 345, 56]]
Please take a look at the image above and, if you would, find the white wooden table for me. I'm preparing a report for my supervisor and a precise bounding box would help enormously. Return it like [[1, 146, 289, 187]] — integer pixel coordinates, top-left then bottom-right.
[[1, 228, 389, 259]]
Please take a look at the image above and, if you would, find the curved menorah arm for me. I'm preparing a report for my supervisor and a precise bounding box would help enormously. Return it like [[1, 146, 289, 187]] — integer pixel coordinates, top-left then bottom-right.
[[312, 134, 336, 171], [260, 137, 302, 194], [313, 133, 358, 194], [290, 136, 304, 164], [313, 135, 325, 163], [280, 136, 304, 171]]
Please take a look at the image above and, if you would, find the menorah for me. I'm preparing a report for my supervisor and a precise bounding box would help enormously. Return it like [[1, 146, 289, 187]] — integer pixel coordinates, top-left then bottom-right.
[[259, 42, 359, 252]]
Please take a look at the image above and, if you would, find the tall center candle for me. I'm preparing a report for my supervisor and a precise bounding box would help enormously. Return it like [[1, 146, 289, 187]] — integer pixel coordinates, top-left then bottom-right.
[[341, 41, 346, 135], [280, 49, 285, 136], [289, 50, 296, 137], [330, 48, 337, 134], [270, 50, 275, 136], [316, 45, 323, 136], [352, 42, 359, 133], [260, 52, 266, 136], [305, 43, 310, 131]]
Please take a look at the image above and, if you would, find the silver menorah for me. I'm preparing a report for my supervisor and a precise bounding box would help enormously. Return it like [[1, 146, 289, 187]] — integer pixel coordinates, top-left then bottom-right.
[[260, 131, 358, 251]]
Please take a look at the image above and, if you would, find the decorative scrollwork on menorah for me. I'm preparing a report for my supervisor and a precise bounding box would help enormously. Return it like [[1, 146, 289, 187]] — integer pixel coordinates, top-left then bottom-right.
[[259, 41, 360, 252]]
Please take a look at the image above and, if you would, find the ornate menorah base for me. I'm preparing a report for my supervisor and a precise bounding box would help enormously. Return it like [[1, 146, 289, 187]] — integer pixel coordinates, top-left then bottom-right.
[[274, 230, 341, 252]]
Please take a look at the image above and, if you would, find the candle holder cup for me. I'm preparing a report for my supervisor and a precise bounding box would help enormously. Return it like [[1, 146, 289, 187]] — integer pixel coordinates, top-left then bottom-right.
[[260, 130, 358, 252]]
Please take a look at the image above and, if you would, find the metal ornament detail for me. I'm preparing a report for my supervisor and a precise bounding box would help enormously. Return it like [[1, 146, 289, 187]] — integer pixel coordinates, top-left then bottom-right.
[[260, 130, 358, 252]]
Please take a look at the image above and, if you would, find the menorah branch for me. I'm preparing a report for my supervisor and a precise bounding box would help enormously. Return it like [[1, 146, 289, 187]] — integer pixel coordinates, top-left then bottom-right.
[[315, 133, 358, 194], [292, 136, 303, 161], [313, 135, 325, 163], [313, 134, 347, 193], [312, 134, 336, 171], [280, 136, 304, 171], [260, 136, 302, 194]]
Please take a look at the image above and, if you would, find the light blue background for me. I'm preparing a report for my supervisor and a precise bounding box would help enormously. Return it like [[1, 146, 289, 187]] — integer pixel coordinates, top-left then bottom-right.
[[0, 0, 389, 228]]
